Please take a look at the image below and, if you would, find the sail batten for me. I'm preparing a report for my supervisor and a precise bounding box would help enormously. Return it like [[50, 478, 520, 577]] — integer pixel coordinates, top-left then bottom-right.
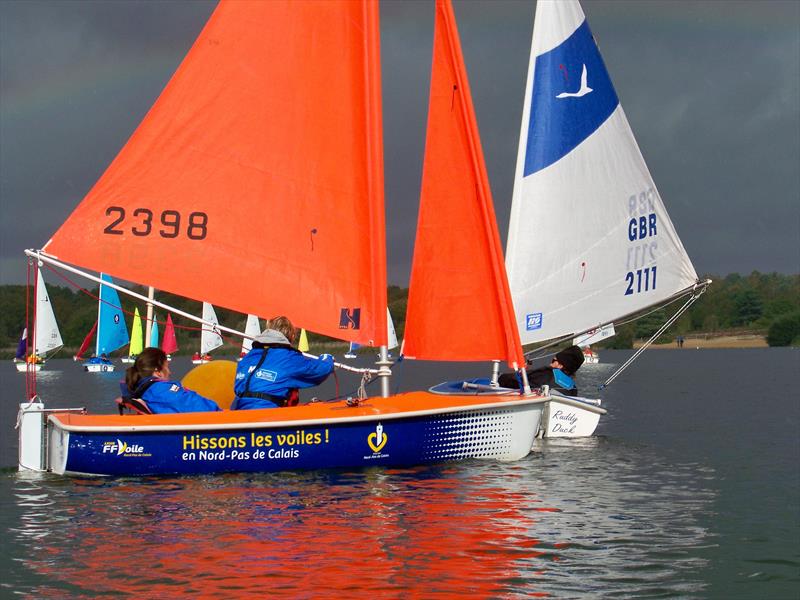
[[42, 0, 387, 346]]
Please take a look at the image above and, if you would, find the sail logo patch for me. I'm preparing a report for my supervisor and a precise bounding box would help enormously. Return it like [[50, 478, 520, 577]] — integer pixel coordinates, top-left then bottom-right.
[[526, 313, 543, 331], [339, 308, 361, 330], [524, 20, 619, 176]]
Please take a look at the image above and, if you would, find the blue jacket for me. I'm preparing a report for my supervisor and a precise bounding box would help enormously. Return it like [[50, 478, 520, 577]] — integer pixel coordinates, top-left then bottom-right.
[[124, 376, 221, 414], [233, 345, 334, 410]]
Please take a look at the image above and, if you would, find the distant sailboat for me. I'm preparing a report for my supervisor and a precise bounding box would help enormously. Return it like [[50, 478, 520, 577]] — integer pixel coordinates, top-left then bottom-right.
[[573, 323, 616, 364], [297, 328, 310, 353], [83, 274, 129, 372], [162, 314, 178, 358], [121, 307, 144, 364], [17, 271, 64, 372], [239, 314, 261, 358], [192, 302, 223, 364], [74, 322, 97, 362]]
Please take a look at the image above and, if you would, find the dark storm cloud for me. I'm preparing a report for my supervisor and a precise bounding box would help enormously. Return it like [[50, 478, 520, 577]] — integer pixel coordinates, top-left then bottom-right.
[[1, 0, 798, 286]]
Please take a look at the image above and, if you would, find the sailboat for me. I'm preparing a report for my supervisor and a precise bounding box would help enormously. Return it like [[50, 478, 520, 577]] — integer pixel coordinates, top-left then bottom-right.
[[162, 313, 178, 359], [15, 271, 64, 372], [192, 302, 223, 364], [504, 0, 708, 435], [239, 314, 261, 359], [82, 274, 130, 372], [19, 0, 546, 476], [121, 307, 144, 364], [573, 323, 616, 364]]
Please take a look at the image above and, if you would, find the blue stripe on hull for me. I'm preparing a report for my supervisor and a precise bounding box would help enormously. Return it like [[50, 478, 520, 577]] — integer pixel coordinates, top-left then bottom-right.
[[61, 408, 535, 476]]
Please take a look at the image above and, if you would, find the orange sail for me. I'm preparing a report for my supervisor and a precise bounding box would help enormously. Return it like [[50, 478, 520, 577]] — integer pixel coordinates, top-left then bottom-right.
[[42, 0, 387, 347], [403, 0, 524, 368]]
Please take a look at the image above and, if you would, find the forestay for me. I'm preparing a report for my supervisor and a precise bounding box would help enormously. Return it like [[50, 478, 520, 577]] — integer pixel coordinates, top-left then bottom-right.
[[505, 0, 700, 345]]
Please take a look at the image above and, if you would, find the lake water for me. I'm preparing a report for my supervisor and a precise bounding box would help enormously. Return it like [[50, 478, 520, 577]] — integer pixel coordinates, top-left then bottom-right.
[[0, 349, 797, 598]]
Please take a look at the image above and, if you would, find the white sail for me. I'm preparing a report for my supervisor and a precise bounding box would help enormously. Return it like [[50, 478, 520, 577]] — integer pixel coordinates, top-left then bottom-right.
[[387, 308, 398, 350], [240, 314, 261, 355], [505, 0, 699, 345], [34, 270, 63, 356], [200, 302, 224, 354]]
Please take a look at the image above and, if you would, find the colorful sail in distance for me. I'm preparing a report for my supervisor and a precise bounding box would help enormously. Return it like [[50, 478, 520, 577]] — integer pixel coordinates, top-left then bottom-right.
[[403, 0, 524, 367], [240, 314, 261, 356], [162, 314, 178, 355], [42, 0, 387, 347], [150, 316, 160, 349], [129, 307, 143, 357], [298, 329, 310, 353], [96, 274, 129, 355], [505, 0, 699, 344], [75, 321, 97, 360], [15, 328, 27, 360]]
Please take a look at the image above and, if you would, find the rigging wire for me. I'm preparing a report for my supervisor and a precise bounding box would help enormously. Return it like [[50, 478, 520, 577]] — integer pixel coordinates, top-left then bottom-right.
[[600, 283, 709, 389]]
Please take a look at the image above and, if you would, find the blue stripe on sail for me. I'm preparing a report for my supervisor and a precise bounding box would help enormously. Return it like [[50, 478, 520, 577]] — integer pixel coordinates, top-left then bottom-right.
[[524, 20, 619, 176]]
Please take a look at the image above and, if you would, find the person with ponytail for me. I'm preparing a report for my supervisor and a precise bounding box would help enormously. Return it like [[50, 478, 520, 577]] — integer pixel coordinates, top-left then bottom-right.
[[121, 347, 221, 414]]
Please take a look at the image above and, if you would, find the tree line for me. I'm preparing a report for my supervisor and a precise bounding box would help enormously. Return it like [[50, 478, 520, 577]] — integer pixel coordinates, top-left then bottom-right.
[[0, 272, 797, 358]]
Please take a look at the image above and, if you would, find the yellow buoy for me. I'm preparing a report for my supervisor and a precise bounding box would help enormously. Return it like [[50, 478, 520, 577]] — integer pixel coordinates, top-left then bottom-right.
[[181, 360, 238, 410]]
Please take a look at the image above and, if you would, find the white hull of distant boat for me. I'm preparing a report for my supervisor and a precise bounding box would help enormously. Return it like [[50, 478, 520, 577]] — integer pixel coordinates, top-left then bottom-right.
[[191, 359, 211, 365], [582, 351, 599, 364], [15, 362, 43, 373], [120, 357, 135, 364]]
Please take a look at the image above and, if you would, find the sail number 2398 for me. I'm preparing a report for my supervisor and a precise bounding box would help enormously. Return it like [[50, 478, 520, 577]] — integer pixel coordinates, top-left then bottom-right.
[[103, 207, 208, 240], [625, 266, 656, 295]]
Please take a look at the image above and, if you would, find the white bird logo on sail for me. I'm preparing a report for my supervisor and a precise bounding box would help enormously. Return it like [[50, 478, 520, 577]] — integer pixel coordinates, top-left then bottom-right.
[[556, 64, 593, 98]]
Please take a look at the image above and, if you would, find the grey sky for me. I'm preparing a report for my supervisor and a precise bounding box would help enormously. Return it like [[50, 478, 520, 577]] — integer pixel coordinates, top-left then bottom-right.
[[1, 0, 798, 287]]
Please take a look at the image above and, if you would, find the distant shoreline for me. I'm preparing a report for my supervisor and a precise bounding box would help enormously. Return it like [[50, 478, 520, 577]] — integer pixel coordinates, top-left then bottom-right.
[[634, 334, 768, 349]]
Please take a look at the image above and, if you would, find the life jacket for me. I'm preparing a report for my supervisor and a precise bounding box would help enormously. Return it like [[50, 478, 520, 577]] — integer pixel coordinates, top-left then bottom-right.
[[116, 376, 159, 415], [235, 347, 299, 408]]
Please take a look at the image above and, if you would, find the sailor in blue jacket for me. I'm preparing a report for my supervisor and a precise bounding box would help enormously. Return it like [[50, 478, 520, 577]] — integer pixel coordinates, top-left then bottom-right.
[[233, 317, 334, 410], [121, 347, 221, 414]]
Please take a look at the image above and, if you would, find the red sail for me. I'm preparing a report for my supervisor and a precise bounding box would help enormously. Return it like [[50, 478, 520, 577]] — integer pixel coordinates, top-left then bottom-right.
[[403, 0, 524, 367], [162, 314, 179, 355], [43, 0, 387, 347], [75, 321, 97, 360]]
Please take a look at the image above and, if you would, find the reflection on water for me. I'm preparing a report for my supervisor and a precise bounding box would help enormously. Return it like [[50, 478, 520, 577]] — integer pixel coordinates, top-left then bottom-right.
[[4, 437, 715, 597]]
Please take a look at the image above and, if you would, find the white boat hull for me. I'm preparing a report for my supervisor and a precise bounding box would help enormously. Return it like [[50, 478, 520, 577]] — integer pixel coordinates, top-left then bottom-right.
[[582, 353, 599, 364], [15, 362, 43, 373], [121, 357, 136, 364], [539, 393, 603, 438]]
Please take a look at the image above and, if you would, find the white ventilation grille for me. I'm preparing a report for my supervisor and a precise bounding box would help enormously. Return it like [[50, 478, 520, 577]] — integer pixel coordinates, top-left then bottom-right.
[[423, 409, 516, 460]]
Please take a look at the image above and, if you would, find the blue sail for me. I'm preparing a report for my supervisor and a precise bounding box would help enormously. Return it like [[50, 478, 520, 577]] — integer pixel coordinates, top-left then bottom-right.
[[15, 328, 27, 360], [96, 274, 130, 355], [150, 316, 160, 348]]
